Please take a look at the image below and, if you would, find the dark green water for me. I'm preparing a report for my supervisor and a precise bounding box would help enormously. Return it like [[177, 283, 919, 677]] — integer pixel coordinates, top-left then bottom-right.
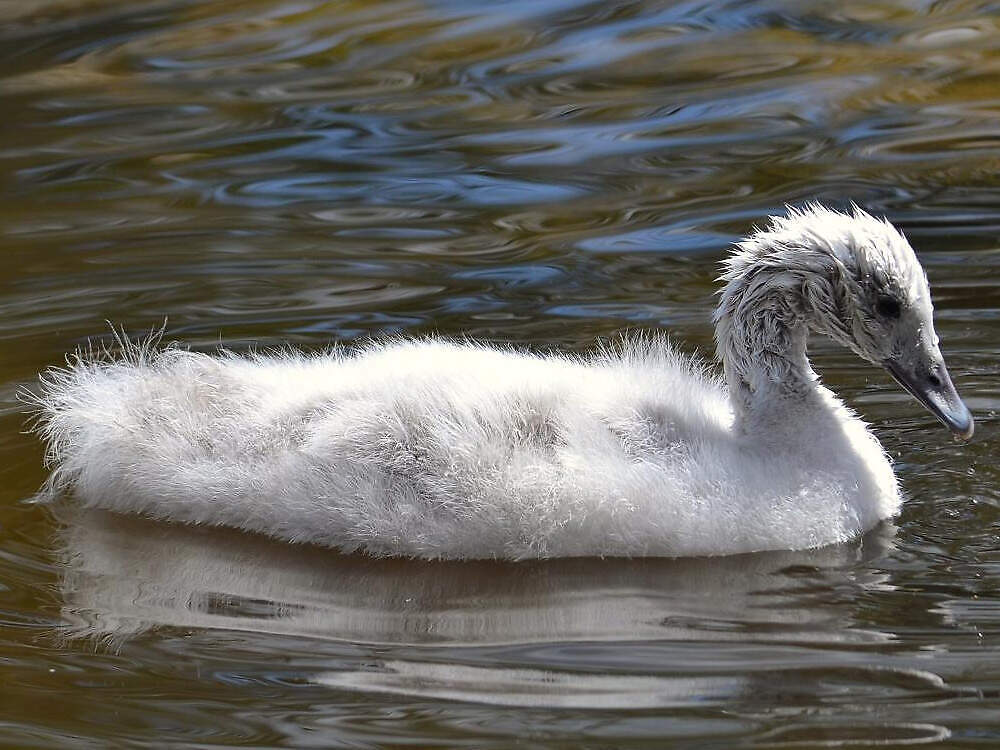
[[2, 0, 1000, 746]]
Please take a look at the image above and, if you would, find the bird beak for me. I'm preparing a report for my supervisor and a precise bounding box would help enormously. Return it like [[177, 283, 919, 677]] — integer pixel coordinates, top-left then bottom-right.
[[883, 358, 974, 440]]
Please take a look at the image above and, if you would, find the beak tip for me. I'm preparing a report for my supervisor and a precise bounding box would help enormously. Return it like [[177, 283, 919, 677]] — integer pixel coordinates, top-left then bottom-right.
[[950, 410, 975, 442]]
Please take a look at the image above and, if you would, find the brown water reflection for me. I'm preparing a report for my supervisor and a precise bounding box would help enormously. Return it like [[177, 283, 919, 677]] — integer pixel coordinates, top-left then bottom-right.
[[3, 0, 1000, 746]]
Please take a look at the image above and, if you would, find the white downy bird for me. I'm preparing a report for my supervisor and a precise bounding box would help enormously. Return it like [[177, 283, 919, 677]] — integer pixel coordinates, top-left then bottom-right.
[[30, 205, 973, 559]]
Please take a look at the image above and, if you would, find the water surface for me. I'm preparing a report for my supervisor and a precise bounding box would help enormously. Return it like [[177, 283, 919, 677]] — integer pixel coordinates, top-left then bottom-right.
[[2, 0, 1000, 747]]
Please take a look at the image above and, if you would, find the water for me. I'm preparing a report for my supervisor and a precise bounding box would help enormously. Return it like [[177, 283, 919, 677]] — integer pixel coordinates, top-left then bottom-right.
[[2, 0, 1000, 746]]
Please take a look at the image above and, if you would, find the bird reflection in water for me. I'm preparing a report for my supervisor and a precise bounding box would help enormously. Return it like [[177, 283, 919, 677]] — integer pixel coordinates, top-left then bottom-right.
[[48, 508, 936, 711]]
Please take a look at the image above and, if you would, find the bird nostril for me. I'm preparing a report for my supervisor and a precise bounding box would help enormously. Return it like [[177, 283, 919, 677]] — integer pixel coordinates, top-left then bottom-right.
[[928, 373, 942, 388]]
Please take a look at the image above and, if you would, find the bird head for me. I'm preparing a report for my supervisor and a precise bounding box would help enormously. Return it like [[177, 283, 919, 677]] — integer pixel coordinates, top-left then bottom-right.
[[735, 204, 974, 440]]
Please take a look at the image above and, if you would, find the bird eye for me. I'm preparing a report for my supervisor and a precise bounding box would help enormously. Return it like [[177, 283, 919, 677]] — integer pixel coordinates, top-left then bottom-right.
[[876, 294, 901, 319]]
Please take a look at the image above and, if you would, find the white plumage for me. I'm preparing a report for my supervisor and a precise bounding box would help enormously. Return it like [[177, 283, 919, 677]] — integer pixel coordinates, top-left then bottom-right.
[[29, 205, 972, 559]]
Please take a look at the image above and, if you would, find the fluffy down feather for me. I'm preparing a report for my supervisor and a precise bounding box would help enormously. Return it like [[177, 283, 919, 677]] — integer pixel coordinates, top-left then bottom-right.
[[29, 331, 897, 559], [33, 204, 959, 559]]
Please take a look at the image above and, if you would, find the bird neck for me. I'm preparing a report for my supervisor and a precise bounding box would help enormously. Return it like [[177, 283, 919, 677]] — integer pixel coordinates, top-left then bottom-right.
[[714, 264, 826, 436]]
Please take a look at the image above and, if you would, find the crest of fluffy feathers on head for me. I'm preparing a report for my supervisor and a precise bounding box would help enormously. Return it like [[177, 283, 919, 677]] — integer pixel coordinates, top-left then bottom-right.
[[714, 203, 931, 386]]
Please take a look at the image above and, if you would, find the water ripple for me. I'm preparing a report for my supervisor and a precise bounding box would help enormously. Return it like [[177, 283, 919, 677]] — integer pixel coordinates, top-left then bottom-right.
[[4, 0, 1000, 747]]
